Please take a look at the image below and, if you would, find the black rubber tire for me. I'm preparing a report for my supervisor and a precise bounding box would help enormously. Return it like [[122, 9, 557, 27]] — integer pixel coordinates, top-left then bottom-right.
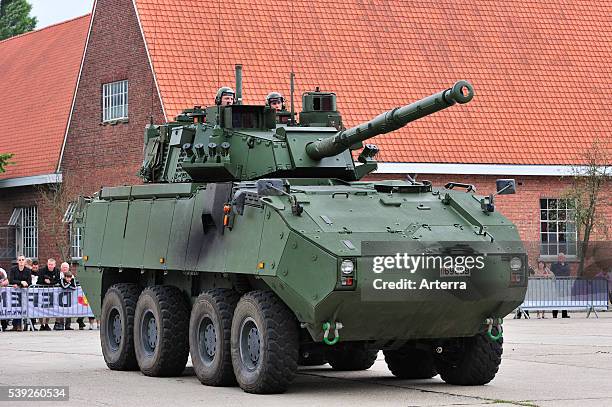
[[134, 285, 190, 377], [189, 288, 240, 386], [383, 347, 437, 379], [436, 333, 503, 385], [100, 283, 140, 371], [231, 291, 299, 394], [325, 342, 378, 371]]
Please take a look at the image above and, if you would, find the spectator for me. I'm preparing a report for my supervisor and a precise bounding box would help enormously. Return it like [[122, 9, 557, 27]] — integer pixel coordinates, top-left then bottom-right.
[[0, 267, 8, 331], [551, 252, 571, 318], [534, 261, 554, 318], [38, 258, 61, 331], [60, 270, 77, 287], [29, 259, 39, 285], [58, 262, 73, 330], [59, 262, 79, 330], [0, 267, 8, 286], [8, 255, 32, 331], [24, 258, 39, 330]]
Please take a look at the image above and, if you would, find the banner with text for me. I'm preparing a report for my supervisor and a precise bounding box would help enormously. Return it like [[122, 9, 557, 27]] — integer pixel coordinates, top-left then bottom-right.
[[0, 287, 94, 319]]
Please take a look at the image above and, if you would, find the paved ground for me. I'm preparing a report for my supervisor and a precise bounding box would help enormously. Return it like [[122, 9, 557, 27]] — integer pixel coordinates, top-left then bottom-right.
[[1, 312, 611, 407]]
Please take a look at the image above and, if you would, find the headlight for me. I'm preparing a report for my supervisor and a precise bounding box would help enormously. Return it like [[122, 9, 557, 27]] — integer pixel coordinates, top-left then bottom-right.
[[340, 259, 355, 275], [510, 256, 522, 271]]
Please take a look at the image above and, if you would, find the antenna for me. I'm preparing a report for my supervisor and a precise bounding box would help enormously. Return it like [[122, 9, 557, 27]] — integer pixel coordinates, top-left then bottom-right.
[[290, 72, 295, 126], [149, 4, 157, 124], [289, 0, 295, 126], [216, 0, 221, 88]]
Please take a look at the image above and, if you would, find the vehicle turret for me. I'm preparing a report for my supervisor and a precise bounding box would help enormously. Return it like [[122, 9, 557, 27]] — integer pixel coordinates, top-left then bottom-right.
[[138, 74, 473, 183]]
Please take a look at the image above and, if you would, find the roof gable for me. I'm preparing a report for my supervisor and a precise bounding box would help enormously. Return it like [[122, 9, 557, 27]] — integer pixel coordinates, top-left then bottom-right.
[[133, 0, 611, 166], [0, 15, 90, 180]]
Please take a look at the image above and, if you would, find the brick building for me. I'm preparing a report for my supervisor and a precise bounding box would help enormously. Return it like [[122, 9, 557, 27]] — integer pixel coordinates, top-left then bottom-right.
[[0, 15, 90, 269], [1, 0, 610, 272]]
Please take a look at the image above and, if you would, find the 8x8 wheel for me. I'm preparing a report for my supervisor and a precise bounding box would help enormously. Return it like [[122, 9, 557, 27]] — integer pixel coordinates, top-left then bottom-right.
[[231, 291, 299, 394], [325, 342, 378, 371], [134, 285, 190, 377], [189, 289, 240, 386], [384, 347, 437, 379], [435, 332, 503, 385], [100, 283, 140, 371]]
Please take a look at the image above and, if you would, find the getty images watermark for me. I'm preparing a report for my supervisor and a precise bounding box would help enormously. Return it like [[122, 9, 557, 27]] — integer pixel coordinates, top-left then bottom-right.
[[371, 253, 485, 290], [358, 241, 527, 302]]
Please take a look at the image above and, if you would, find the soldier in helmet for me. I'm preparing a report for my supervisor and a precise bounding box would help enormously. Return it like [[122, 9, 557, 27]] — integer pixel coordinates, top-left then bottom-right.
[[215, 87, 235, 106], [266, 92, 285, 112]]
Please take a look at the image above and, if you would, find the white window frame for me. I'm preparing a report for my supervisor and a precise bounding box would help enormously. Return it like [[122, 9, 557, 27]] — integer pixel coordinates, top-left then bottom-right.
[[8, 206, 38, 259], [63, 202, 82, 260], [102, 80, 129, 122], [539, 198, 578, 258], [70, 226, 83, 260]]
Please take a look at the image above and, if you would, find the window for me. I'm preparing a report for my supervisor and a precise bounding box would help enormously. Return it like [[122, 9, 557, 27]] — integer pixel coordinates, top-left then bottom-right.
[[63, 202, 82, 260], [540, 198, 577, 257], [7, 207, 38, 259], [0, 227, 15, 259], [70, 226, 82, 260], [102, 80, 128, 122]]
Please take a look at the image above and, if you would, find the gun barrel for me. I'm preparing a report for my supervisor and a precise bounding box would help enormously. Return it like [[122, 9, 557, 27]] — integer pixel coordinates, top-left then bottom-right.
[[305, 80, 474, 160]]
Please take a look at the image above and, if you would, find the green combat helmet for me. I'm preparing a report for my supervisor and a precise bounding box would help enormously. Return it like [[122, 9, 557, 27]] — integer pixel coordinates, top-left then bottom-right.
[[76, 64, 526, 395], [215, 86, 235, 105], [266, 91, 285, 110]]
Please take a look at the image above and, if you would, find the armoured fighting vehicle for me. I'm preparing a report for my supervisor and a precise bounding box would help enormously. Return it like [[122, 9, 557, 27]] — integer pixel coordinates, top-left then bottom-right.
[[76, 66, 527, 394]]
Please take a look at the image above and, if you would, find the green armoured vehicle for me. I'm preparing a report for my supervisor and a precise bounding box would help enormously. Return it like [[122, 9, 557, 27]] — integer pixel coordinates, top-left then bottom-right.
[[76, 66, 527, 394]]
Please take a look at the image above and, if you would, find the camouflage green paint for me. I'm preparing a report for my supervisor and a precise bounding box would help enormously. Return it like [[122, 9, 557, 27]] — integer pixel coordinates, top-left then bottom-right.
[[76, 81, 527, 343]]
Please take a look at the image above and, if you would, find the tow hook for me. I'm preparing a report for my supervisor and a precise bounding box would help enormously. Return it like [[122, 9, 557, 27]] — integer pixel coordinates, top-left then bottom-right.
[[322, 321, 343, 345], [484, 317, 503, 341]]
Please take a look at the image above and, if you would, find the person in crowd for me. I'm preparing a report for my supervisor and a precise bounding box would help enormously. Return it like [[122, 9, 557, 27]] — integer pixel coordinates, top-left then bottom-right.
[[59, 269, 78, 331], [58, 262, 74, 330], [25, 258, 39, 329], [8, 255, 32, 331], [0, 267, 8, 287], [29, 259, 39, 285], [551, 252, 571, 318], [534, 261, 554, 318], [38, 258, 61, 331], [0, 267, 9, 331], [60, 270, 77, 288]]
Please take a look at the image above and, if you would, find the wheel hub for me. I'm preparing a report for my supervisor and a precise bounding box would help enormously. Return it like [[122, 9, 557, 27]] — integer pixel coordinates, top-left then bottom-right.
[[108, 308, 122, 351], [204, 323, 216, 357], [141, 310, 158, 355], [247, 328, 260, 362], [239, 317, 261, 371], [198, 316, 217, 364], [147, 318, 157, 349], [112, 315, 122, 344]]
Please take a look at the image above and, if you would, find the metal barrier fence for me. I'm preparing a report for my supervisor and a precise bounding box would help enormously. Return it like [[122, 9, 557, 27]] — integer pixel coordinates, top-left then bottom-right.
[[518, 277, 610, 318], [0, 285, 94, 331]]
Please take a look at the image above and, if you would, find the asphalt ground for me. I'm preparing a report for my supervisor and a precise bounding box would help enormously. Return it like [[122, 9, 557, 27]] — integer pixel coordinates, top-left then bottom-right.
[[1, 311, 611, 407]]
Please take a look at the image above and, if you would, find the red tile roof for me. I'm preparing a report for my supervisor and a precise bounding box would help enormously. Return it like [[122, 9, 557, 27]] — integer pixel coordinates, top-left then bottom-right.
[[133, 0, 611, 165], [0, 15, 90, 180]]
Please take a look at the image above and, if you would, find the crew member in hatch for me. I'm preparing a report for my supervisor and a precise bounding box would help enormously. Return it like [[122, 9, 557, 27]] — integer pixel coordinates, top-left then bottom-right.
[[215, 87, 235, 106], [266, 92, 285, 111]]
